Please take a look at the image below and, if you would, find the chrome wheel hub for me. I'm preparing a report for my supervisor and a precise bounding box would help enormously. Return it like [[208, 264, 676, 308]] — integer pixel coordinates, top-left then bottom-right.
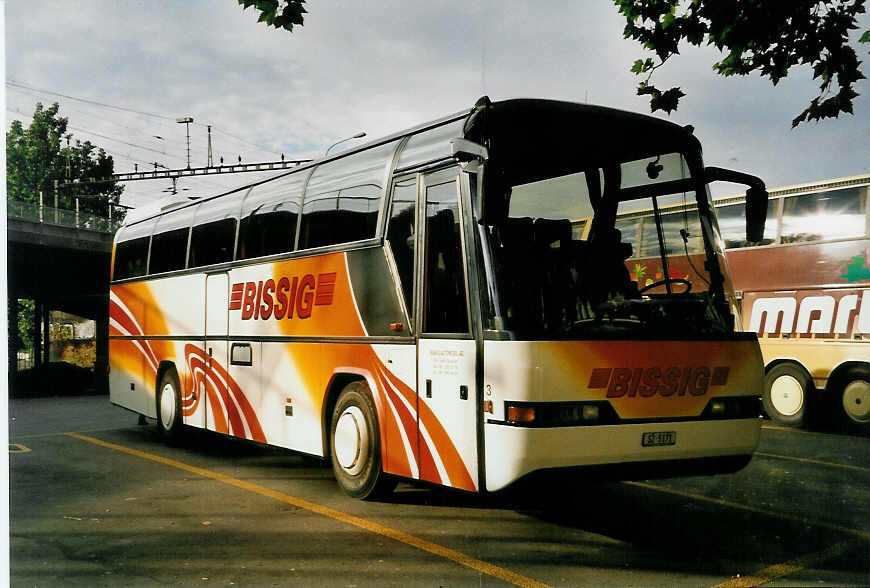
[[160, 383, 177, 430], [334, 406, 368, 475]]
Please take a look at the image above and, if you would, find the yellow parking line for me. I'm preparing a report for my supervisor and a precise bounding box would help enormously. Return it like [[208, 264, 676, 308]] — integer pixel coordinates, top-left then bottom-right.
[[627, 481, 870, 542], [755, 451, 870, 474], [12, 427, 131, 440], [711, 540, 853, 588], [65, 432, 550, 588], [760, 423, 820, 435]]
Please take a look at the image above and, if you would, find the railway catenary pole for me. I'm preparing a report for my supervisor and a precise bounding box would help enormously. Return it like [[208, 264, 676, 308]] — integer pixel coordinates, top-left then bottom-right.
[[57, 158, 312, 189]]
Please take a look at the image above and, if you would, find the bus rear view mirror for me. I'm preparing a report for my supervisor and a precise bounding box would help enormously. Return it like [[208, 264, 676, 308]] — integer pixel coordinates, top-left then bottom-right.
[[704, 167, 768, 244], [450, 138, 488, 164], [745, 186, 768, 243]]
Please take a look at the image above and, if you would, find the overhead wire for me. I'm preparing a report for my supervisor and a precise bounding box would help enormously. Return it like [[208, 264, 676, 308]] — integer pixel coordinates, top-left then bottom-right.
[[7, 94, 217, 163], [6, 79, 176, 121], [65, 124, 171, 158], [8, 107, 241, 200], [6, 81, 295, 206], [7, 79, 284, 158]]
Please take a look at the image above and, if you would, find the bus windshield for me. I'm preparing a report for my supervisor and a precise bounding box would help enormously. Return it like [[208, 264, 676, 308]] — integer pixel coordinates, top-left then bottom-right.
[[479, 151, 732, 340]]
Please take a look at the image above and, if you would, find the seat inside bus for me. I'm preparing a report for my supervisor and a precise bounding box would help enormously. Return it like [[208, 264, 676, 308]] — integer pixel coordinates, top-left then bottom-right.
[[491, 216, 639, 335]]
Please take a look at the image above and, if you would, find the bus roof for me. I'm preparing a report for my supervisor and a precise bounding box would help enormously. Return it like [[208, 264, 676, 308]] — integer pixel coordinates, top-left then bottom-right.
[[120, 97, 700, 229]]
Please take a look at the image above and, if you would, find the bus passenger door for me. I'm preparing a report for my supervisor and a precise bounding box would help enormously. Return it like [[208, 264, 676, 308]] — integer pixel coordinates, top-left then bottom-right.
[[203, 272, 229, 432], [415, 168, 479, 492]]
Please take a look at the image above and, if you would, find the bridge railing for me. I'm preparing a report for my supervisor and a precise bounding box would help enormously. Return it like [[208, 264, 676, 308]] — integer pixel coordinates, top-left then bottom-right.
[[7, 198, 124, 233]]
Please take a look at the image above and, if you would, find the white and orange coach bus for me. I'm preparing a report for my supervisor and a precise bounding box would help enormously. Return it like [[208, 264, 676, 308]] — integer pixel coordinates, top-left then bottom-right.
[[713, 175, 870, 433], [109, 97, 769, 499]]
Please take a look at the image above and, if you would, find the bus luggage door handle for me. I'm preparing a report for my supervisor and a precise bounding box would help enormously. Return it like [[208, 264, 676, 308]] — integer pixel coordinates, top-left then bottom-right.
[[207, 347, 213, 368], [426, 379, 432, 398]]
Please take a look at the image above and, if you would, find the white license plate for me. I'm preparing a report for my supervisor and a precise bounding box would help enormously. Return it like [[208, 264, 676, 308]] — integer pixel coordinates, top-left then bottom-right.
[[642, 431, 676, 447]]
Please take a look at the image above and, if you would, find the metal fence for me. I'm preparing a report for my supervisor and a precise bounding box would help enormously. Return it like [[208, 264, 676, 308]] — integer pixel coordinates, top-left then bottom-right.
[[7, 198, 124, 233]]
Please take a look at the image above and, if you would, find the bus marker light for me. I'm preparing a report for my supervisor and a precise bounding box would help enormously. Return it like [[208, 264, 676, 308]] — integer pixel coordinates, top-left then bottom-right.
[[507, 406, 536, 424], [582, 405, 599, 422], [389, 322, 404, 332], [710, 399, 726, 416], [483, 400, 493, 414]]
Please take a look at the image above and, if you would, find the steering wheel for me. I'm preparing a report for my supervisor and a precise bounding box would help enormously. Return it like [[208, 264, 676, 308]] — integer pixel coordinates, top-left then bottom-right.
[[638, 277, 692, 294]]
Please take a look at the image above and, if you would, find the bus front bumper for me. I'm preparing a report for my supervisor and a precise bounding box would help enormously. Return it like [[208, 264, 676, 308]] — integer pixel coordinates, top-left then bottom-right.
[[483, 418, 761, 492]]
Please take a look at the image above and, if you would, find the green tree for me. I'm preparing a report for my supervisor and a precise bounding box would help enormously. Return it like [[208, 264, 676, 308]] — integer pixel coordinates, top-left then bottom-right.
[[14, 299, 35, 358], [6, 102, 124, 217], [237, 0, 306, 32], [614, 0, 869, 126]]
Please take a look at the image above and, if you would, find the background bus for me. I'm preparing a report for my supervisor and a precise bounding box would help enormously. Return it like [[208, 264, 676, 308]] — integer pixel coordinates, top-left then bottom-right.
[[110, 97, 768, 500], [603, 175, 870, 433], [717, 175, 870, 433]]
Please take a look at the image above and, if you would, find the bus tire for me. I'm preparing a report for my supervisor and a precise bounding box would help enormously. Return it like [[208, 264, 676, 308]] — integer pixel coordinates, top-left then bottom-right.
[[156, 368, 184, 442], [837, 366, 870, 434], [330, 381, 396, 500], [763, 363, 812, 428]]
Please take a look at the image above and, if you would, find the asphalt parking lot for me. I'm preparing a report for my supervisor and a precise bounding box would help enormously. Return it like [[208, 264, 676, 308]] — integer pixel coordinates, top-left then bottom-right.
[[9, 395, 870, 587]]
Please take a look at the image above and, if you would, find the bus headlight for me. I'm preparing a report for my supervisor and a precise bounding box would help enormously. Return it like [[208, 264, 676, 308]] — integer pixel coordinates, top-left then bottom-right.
[[701, 396, 760, 419], [582, 405, 600, 422], [503, 401, 616, 427], [506, 405, 536, 424]]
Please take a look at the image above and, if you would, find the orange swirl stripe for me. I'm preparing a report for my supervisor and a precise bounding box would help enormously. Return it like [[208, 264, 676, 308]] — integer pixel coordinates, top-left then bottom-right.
[[370, 364, 416, 478], [109, 295, 160, 378], [373, 353, 476, 492], [184, 345, 267, 443], [373, 362, 417, 478], [182, 350, 206, 415]]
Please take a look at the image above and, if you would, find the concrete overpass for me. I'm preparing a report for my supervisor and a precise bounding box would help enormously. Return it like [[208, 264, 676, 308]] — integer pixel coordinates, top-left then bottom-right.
[[7, 199, 120, 393]]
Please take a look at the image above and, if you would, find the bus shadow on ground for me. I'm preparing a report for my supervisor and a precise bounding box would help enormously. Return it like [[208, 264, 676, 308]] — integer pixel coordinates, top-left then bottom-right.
[[387, 473, 868, 580], [121, 422, 335, 481], [119, 423, 869, 580], [509, 476, 867, 580]]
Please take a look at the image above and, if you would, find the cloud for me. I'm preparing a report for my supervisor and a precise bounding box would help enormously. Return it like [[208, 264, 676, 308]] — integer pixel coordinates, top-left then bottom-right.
[[7, 1, 869, 207]]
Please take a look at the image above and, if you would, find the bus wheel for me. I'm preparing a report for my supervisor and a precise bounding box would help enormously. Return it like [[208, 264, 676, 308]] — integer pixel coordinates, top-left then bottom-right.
[[763, 364, 812, 427], [838, 366, 870, 434], [156, 368, 183, 442], [330, 381, 396, 500]]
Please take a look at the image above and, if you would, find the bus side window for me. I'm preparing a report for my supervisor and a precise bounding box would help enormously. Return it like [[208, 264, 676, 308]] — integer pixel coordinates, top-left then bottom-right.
[[299, 184, 381, 249], [114, 236, 149, 280], [781, 187, 865, 243], [386, 177, 417, 317], [238, 178, 303, 260], [298, 140, 399, 250], [423, 179, 469, 334], [189, 218, 236, 268], [149, 228, 189, 274], [148, 210, 192, 275]]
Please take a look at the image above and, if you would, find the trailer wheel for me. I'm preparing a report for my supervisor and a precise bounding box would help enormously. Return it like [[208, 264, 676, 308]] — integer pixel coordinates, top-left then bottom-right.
[[838, 366, 870, 434], [330, 380, 396, 500], [156, 368, 183, 442], [763, 363, 812, 427]]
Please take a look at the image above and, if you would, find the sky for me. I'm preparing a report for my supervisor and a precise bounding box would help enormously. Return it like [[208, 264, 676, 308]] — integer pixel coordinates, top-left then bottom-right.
[[5, 1, 870, 211]]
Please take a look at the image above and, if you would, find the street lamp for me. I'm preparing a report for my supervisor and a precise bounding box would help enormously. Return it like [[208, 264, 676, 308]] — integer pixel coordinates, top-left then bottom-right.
[[176, 117, 194, 169], [325, 132, 366, 156]]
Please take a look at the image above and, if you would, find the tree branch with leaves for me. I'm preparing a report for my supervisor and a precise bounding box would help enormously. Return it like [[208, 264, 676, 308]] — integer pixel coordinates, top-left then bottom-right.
[[238, 0, 306, 32], [6, 102, 125, 218], [614, 0, 869, 126]]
